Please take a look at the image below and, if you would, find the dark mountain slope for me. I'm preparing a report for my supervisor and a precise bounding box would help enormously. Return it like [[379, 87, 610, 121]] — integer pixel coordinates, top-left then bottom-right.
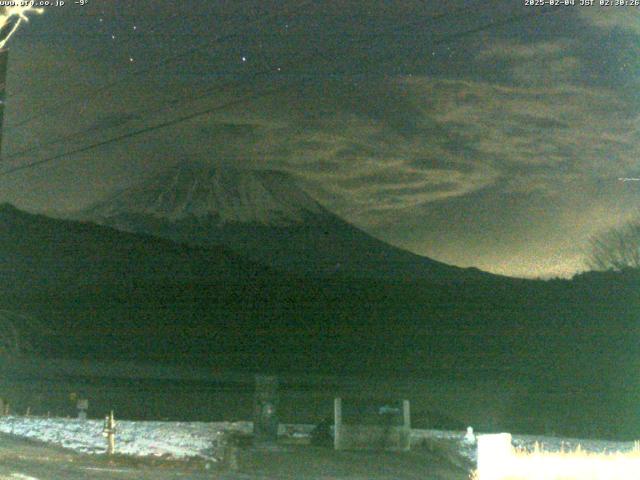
[[0, 202, 269, 293], [2, 203, 639, 437], [78, 164, 492, 282]]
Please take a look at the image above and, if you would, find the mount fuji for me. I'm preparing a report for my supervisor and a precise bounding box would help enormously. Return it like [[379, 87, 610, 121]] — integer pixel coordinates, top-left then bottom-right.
[[78, 164, 488, 282]]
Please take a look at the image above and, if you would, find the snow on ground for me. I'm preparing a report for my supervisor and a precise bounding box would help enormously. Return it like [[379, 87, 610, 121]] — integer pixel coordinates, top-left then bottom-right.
[[0, 416, 636, 464], [0, 416, 252, 459], [411, 429, 639, 464]]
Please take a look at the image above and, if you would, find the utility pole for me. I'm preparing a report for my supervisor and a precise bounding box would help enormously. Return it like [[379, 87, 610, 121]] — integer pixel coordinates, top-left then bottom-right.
[[0, 49, 8, 159]]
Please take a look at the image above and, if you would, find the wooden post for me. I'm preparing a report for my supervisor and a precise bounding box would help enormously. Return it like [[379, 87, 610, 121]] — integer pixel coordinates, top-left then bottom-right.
[[253, 375, 279, 446], [402, 400, 410, 429], [103, 411, 116, 455], [334, 397, 342, 450], [402, 399, 411, 451], [77, 399, 88, 420]]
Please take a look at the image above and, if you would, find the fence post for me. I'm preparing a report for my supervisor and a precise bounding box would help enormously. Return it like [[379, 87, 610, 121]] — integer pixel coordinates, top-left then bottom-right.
[[401, 399, 411, 451], [103, 411, 116, 455], [334, 397, 342, 450], [253, 375, 279, 446], [77, 399, 88, 420]]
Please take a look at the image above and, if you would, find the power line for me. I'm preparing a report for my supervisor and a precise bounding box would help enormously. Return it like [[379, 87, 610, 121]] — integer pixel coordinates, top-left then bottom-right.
[[0, 6, 556, 178], [1, 4, 551, 174], [0, 81, 299, 177], [2, 1, 489, 163], [6, 1, 485, 137], [4, 0, 315, 131]]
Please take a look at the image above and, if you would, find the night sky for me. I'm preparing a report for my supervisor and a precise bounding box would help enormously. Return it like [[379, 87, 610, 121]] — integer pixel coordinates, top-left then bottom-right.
[[0, 0, 638, 278]]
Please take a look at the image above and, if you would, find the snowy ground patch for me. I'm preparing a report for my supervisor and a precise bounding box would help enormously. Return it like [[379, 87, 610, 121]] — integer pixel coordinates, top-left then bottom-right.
[[0, 416, 251, 459], [411, 428, 638, 464], [0, 416, 636, 465]]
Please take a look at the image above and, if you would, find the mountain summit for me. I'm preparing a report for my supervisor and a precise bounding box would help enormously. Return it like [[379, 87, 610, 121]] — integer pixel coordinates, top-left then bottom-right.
[[80, 164, 489, 282], [85, 164, 324, 226]]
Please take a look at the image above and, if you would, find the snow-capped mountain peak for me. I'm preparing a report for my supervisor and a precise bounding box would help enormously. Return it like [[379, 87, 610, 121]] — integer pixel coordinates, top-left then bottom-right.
[[87, 165, 324, 226], [77, 163, 489, 281]]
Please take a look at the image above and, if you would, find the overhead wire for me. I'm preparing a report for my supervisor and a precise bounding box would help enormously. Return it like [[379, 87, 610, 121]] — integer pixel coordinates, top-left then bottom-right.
[[4, 0, 316, 131], [0, 4, 557, 178], [1, 0, 491, 163]]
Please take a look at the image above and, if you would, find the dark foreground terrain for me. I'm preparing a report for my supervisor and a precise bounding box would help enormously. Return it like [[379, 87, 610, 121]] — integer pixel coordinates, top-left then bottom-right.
[[0, 355, 632, 441], [0, 432, 210, 480], [1, 205, 638, 439], [0, 432, 468, 479]]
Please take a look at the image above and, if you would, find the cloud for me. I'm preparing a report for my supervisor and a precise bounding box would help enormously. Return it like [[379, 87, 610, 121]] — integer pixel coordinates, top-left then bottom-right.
[[395, 67, 639, 186], [179, 107, 501, 225], [7, 38, 637, 225], [477, 41, 569, 62], [3, 23, 640, 277], [579, 7, 640, 35], [36, 37, 629, 233], [475, 40, 581, 85]]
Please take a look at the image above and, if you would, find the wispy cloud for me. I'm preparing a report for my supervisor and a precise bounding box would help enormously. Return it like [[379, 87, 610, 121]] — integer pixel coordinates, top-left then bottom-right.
[[578, 7, 640, 35], [3, 20, 639, 277], [155, 39, 638, 234]]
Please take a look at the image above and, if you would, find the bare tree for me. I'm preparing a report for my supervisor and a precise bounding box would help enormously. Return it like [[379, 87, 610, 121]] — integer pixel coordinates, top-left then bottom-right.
[[586, 220, 640, 271]]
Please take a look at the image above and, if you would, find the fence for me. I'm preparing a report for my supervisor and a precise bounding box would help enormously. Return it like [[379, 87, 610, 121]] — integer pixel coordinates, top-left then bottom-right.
[[334, 398, 410, 451]]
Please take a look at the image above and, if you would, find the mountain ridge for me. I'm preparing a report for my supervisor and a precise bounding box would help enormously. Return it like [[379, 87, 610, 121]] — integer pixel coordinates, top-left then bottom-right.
[[83, 165, 325, 226], [77, 164, 495, 282]]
